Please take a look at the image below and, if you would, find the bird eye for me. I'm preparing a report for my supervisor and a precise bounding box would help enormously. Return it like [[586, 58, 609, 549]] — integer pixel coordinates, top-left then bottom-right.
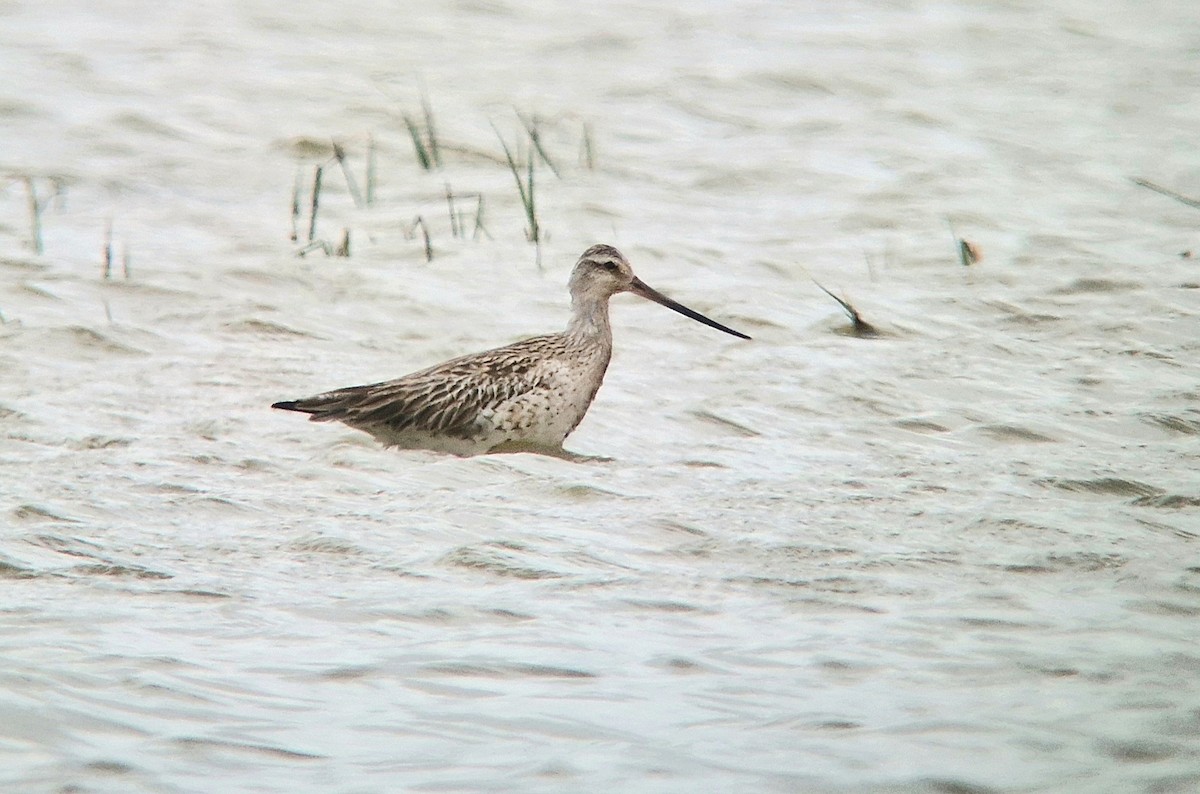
[[601, 261, 619, 272]]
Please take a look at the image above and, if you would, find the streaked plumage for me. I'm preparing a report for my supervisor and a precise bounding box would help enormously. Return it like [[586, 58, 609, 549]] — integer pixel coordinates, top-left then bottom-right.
[[272, 244, 749, 457]]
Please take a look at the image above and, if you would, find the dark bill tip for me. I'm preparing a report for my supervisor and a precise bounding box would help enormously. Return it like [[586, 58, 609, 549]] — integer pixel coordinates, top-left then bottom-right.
[[629, 277, 751, 340]]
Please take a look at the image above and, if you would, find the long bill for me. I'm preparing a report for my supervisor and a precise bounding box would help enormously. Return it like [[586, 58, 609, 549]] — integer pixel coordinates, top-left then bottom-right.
[[629, 277, 751, 340]]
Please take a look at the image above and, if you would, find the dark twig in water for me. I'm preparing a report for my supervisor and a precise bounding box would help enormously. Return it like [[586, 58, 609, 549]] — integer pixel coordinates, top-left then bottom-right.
[[307, 165, 323, 242], [814, 281, 879, 338], [332, 140, 364, 208], [946, 219, 980, 267], [517, 111, 561, 178], [1130, 177, 1200, 210], [335, 228, 351, 258], [958, 239, 981, 267]]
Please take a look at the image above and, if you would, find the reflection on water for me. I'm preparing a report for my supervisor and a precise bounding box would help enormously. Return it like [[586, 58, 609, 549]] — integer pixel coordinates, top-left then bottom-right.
[[3, 0, 1200, 791]]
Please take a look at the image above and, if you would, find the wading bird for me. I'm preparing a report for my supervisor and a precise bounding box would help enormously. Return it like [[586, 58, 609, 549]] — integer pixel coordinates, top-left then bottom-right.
[[272, 244, 749, 457]]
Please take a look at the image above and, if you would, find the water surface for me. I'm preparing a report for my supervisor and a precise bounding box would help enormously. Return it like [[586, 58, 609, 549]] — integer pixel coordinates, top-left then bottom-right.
[[2, 1, 1199, 791]]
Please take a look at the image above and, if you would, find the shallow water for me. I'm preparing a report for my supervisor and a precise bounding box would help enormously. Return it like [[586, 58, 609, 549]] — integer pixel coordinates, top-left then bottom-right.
[[2, 1, 1199, 791]]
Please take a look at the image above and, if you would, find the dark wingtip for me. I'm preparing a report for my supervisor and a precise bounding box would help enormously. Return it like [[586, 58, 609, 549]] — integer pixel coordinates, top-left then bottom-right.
[[272, 400, 301, 411]]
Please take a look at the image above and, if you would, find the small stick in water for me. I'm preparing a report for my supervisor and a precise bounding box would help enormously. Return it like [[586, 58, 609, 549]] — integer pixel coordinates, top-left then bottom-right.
[[814, 281, 879, 338], [958, 239, 982, 267], [1130, 177, 1200, 211], [946, 218, 981, 266], [335, 228, 351, 258]]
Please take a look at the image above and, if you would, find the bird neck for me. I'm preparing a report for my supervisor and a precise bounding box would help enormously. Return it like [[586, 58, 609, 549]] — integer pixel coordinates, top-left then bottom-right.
[[566, 294, 613, 343]]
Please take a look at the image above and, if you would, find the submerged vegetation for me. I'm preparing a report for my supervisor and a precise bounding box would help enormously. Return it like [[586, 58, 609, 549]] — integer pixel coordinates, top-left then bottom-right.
[[285, 87, 595, 266], [401, 86, 441, 172], [493, 121, 542, 266]]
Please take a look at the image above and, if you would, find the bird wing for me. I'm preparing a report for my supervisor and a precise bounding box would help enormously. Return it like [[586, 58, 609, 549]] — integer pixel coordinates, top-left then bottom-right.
[[277, 335, 564, 439]]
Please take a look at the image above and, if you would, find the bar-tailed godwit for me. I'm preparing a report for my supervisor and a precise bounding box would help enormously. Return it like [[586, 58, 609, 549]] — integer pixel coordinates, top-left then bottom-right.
[[272, 245, 749, 457]]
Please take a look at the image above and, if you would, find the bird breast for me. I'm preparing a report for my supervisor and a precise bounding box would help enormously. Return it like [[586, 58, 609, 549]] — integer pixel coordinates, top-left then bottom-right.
[[480, 337, 612, 446]]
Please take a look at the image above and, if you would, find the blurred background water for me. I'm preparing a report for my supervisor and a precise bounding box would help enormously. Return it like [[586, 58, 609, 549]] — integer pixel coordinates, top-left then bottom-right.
[[2, 1, 1199, 791]]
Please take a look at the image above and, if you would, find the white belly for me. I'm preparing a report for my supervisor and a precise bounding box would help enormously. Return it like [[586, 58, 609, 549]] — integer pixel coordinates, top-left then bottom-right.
[[474, 352, 607, 452]]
